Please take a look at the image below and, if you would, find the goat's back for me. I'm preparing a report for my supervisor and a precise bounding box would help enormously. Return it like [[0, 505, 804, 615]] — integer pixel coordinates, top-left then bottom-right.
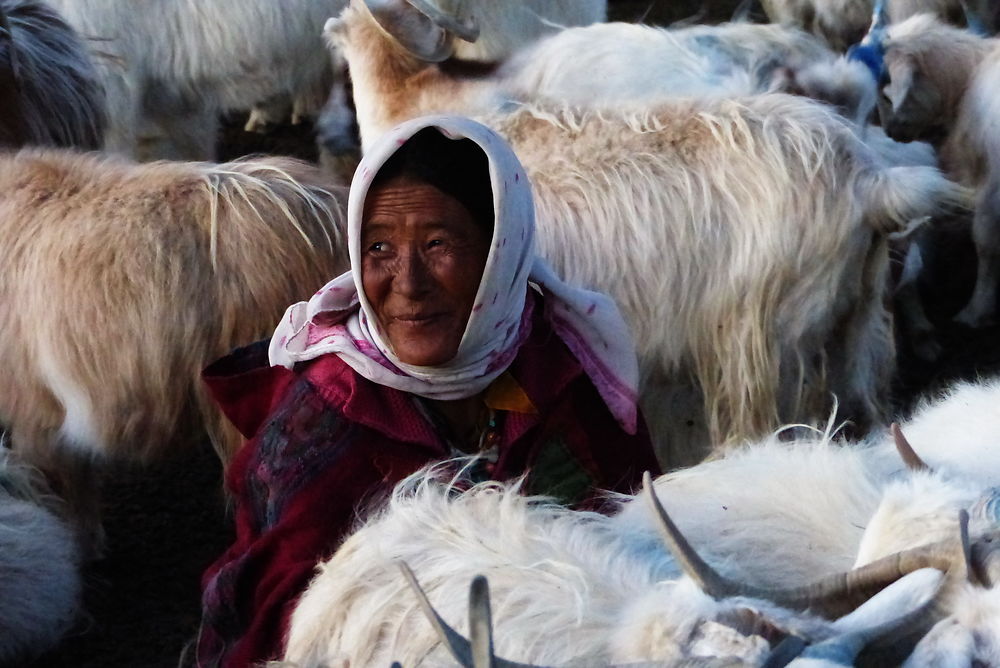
[[0, 150, 348, 462]]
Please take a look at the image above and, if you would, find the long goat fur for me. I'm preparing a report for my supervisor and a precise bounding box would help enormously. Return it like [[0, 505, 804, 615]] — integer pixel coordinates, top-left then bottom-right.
[[45, 0, 344, 160], [282, 467, 839, 667], [0, 150, 348, 540], [498, 20, 835, 106], [0, 0, 105, 149], [618, 377, 1000, 592], [284, 378, 1000, 666], [0, 448, 82, 664], [333, 0, 963, 463]]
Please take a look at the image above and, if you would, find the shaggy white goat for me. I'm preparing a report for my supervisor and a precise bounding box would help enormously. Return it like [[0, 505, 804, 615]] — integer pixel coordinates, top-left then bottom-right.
[[44, 0, 344, 160], [328, 0, 962, 465], [0, 448, 81, 664], [283, 378, 1000, 666], [283, 459, 994, 667], [616, 378, 1000, 593], [0, 150, 348, 548], [878, 14, 1000, 325], [282, 467, 964, 667], [0, 0, 104, 149]]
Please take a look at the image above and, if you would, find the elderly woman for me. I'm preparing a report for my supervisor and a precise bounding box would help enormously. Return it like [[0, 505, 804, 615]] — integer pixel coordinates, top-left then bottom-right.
[[196, 116, 659, 667]]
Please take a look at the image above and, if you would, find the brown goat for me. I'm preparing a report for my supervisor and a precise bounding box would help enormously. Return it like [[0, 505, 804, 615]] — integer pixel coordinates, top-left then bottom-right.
[[0, 150, 348, 547]]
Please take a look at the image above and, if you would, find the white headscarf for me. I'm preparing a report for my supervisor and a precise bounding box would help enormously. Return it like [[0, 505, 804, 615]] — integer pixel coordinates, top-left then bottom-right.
[[269, 116, 639, 432]]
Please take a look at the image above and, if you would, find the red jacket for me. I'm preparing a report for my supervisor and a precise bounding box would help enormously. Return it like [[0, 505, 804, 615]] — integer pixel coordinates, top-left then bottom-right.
[[196, 301, 659, 667]]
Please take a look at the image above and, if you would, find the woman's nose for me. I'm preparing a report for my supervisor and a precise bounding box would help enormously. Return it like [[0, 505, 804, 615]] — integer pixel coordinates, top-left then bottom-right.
[[393, 248, 433, 297]]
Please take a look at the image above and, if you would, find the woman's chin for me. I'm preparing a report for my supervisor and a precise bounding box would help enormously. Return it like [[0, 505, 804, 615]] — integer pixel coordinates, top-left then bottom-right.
[[388, 325, 460, 367]]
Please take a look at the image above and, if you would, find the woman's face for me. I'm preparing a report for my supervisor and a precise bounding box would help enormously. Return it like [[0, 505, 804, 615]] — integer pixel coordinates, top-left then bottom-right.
[[361, 175, 492, 367]]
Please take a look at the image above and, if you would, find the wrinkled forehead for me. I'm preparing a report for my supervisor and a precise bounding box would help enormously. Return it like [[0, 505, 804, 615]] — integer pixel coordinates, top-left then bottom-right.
[[361, 174, 491, 240], [365, 126, 497, 230]]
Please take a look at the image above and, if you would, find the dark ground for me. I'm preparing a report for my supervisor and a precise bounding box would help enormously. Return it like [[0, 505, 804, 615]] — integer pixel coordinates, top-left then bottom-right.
[[25, 0, 1000, 666]]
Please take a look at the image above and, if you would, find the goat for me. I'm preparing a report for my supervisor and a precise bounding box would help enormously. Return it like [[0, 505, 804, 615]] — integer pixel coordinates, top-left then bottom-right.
[[878, 14, 1000, 325], [760, 0, 996, 51], [284, 378, 1000, 665], [615, 377, 1000, 592], [0, 0, 104, 149], [0, 448, 82, 664], [43, 0, 344, 160], [327, 0, 962, 466], [317, 0, 607, 170], [0, 149, 348, 549], [282, 463, 992, 666]]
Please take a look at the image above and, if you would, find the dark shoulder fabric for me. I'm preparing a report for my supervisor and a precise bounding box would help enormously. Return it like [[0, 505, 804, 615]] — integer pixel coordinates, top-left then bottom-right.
[[203, 339, 294, 440], [199, 369, 437, 668]]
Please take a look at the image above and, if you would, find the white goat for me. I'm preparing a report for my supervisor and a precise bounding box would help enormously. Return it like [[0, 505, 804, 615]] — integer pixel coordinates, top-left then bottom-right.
[[0, 448, 81, 664], [878, 14, 1000, 325], [760, 0, 995, 51], [44, 0, 344, 160], [317, 0, 606, 168], [616, 378, 1000, 591], [283, 377, 1000, 666], [282, 460, 989, 667], [328, 0, 962, 466], [0, 150, 348, 548], [0, 0, 104, 149]]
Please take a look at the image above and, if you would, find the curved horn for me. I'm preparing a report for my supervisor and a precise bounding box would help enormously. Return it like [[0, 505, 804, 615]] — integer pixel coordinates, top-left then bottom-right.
[[405, 0, 479, 43], [642, 472, 734, 596], [643, 473, 974, 618], [800, 568, 947, 665], [891, 423, 930, 472], [398, 563, 540, 668], [362, 0, 454, 63], [400, 562, 478, 666]]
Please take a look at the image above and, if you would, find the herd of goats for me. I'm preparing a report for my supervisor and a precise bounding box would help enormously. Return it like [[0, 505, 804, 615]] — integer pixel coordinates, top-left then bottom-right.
[[2, 0, 1000, 665]]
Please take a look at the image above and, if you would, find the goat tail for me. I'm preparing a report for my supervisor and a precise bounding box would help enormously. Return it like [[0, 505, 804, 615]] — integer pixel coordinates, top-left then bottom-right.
[[858, 165, 973, 235]]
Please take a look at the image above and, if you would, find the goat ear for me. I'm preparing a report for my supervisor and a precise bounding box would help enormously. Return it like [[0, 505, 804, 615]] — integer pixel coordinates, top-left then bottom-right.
[[882, 54, 916, 110], [362, 0, 454, 62]]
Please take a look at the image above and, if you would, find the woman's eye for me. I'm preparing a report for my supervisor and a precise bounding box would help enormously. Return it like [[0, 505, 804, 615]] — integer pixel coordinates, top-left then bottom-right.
[[367, 241, 387, 253]]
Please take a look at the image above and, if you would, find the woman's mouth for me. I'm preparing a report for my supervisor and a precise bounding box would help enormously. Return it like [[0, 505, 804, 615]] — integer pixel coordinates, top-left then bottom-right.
[[392, 313, 445, 325]]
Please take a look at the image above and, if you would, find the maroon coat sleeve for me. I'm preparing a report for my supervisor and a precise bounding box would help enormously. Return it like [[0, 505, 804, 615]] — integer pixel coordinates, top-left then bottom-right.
[[197, 374, 431, 668], [202, 340, 295, 440]]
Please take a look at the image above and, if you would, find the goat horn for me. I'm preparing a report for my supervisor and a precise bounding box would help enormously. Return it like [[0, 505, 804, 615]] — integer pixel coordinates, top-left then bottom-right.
[[469, 575, 494, 668], [891, 423, 930, 472], [405, 0, 479, 43], [642, 471, 734, 596], [398, 562, 541, 668], [644, 473, 974, 618]]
